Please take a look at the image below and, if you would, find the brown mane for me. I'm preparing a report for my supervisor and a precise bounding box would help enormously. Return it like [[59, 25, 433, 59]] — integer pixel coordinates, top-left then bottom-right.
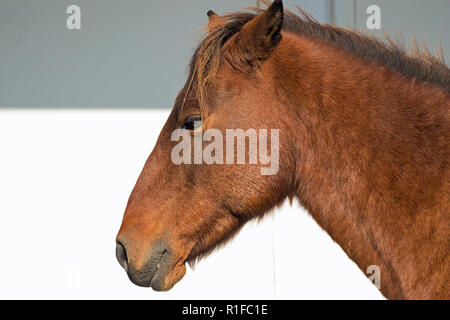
[[187, 5, 450, 118]]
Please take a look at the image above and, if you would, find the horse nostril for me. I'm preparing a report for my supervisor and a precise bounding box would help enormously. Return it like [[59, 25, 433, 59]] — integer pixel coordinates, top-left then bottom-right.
[[116, 242, 128, 271]]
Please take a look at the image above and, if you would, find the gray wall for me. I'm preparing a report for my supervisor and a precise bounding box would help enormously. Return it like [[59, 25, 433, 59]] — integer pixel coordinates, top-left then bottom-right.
[[0, 0, 448, 108], [0, 0, 254, 108], [334, 0, 450, 55]]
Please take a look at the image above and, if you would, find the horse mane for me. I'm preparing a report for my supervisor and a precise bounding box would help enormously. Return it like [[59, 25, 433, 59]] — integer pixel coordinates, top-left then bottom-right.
[[186, 4, 450, 119]]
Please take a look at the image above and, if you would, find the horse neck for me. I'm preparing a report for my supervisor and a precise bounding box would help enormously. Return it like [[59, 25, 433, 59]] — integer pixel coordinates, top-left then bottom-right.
[[275, 33, 450, 299]]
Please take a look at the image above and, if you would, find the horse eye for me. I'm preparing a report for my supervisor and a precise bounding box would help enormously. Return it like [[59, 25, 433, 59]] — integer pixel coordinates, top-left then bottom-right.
[[182, 116, 202, 130]]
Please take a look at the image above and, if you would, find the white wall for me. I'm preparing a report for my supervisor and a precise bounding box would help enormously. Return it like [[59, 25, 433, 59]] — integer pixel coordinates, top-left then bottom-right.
[[0, 109, 383, 299]]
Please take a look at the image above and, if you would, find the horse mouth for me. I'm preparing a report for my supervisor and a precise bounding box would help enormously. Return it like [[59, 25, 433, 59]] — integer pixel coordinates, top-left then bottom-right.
[[149, 249, 188, 291], [148, 249, 168, 289], [127, 248, 169, 289]]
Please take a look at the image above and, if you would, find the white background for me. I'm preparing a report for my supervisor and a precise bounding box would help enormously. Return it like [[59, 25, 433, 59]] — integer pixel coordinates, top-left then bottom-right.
[[0, 109, 384, 299]]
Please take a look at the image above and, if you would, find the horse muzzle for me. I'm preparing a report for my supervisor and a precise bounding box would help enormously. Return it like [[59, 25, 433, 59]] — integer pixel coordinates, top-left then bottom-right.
[[115, 240, 186, 291]]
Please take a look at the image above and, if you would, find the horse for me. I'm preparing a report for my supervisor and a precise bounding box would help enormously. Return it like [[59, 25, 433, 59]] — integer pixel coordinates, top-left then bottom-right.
[[116, 0, 449, 299]]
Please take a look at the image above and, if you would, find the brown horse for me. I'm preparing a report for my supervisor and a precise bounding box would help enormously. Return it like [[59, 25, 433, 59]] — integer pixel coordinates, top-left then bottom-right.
[[116, 0, 449, 299]]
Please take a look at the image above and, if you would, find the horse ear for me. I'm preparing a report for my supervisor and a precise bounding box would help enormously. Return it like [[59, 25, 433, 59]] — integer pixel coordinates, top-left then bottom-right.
[[207, 10, 226, 31], [226, 0, 284, 72]]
